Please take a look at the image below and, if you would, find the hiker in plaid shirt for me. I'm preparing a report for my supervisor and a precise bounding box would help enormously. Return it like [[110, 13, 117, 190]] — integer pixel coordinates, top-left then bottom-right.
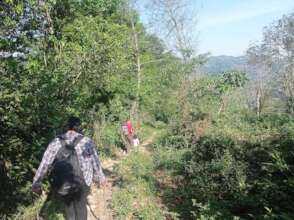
[[32, 116, 106, 220]]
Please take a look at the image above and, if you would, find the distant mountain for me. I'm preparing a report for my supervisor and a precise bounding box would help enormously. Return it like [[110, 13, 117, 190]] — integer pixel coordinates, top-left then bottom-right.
[[199, 55, 248, 75]]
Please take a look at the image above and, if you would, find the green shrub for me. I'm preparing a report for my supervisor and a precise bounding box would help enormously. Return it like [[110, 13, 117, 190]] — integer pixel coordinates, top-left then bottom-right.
[[97, 123, 122, 157], [169, 115, 294, 219], [182, 135, 247, 201], [114, 152, 155, 184], [112, 152, 164, 219], [11, 196, 64, 220], [112, 180, 164, 220], [153, 145, 187, 172]]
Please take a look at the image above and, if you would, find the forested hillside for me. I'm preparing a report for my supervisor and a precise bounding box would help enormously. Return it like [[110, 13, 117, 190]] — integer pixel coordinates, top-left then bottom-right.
[[1, 1, 294, 219], [199, 55, 247, 75]]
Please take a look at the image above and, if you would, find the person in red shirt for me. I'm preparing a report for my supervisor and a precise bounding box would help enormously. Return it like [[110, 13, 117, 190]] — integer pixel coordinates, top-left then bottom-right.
[[120, 120, 135, 152], [126, 120, 134, 136]]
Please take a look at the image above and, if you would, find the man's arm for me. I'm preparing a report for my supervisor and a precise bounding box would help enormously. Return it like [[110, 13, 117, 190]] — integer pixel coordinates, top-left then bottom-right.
[[32, 138, 61, 188], [89, 141, 106, 184]]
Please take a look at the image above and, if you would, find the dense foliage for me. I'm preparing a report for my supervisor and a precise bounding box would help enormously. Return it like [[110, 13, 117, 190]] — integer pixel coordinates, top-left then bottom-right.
[[0, 0, 179, 217], [156, 74, 294, 219]]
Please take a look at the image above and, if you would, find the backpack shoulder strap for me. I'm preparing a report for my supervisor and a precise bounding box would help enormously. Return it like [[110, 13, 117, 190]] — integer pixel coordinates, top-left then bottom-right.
[[57, 135, 67, 148], [56, 134, 83, 151], [72, 135, 84, 148]]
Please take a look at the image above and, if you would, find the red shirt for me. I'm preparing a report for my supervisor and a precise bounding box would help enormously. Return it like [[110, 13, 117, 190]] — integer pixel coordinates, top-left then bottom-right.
[[126, 120, 134, 135]]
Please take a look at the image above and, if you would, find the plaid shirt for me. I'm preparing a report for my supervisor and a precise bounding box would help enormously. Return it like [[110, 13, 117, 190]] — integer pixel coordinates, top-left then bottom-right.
[[33, 130, 105, 187]]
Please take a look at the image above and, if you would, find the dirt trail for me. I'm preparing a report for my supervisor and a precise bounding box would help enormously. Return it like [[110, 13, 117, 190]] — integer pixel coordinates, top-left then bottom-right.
[[141, 132, 157, 147], [87, 131, 157, 220], [138, 131, 157, 155], [87, 157, 118, 220]]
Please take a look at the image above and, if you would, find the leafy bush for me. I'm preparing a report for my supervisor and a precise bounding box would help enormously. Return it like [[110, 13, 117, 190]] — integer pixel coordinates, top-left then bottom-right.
[[180, 135, 246, 214], [162, 113, 294, 219], [11, 196, 64, 220], [114, 152, 155, 184], [112, 179, 164, 220], [153, 145, 187, 172], [112, 152, 164, 219]]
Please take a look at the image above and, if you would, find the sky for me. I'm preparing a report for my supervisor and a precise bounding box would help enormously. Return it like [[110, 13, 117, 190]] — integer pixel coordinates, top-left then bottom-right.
[[136, 0, 294, 56]]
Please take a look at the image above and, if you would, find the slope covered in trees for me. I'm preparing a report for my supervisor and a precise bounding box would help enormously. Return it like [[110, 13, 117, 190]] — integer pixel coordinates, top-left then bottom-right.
[[1, 1, 294, 219], [199, 55, 247, 75]]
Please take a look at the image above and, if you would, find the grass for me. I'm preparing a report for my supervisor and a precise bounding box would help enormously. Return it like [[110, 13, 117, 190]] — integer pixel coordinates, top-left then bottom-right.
[[138, 123, 167, 145], [112, 151, 165, 219], [11, 195, 64, 220], [152, 145, 187, 173], [111, 121, 183, 220]]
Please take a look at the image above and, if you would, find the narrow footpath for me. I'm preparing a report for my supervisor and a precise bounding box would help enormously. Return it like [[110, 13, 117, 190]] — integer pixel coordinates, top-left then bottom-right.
[[87, 132, 158, 220]]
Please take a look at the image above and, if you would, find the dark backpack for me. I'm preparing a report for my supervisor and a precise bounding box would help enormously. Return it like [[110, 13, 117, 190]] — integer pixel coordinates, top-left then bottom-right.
[[49, 135, 84, 203]]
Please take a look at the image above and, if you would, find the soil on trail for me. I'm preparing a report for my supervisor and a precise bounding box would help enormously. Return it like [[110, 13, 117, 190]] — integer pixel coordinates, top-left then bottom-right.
[[87, 157, 118, 220], [87, 131, 157, 220]]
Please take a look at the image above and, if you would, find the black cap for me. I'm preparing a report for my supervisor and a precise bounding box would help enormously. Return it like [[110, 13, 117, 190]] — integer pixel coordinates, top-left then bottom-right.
[[65, 116, 81, 131]]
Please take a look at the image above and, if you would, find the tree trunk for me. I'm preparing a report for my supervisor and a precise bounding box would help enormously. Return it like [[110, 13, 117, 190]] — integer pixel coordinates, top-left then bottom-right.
[[130, 13, 141, 127], [218, 93, 228, 115], [256, 86, 261, 118]]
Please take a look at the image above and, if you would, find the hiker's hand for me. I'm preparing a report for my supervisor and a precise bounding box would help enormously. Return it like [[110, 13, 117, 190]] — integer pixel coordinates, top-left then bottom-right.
[[99, 178, 108, 188], [32, 185, 42, 196]]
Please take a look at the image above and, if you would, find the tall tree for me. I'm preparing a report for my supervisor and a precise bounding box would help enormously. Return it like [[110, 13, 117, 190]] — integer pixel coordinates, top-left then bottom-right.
[[127, 0, 142, 124], [147, 0, 206, 124], [246, 43, 271, 117], [250, 13, 294, 114], [147, 0, 198, 62]]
